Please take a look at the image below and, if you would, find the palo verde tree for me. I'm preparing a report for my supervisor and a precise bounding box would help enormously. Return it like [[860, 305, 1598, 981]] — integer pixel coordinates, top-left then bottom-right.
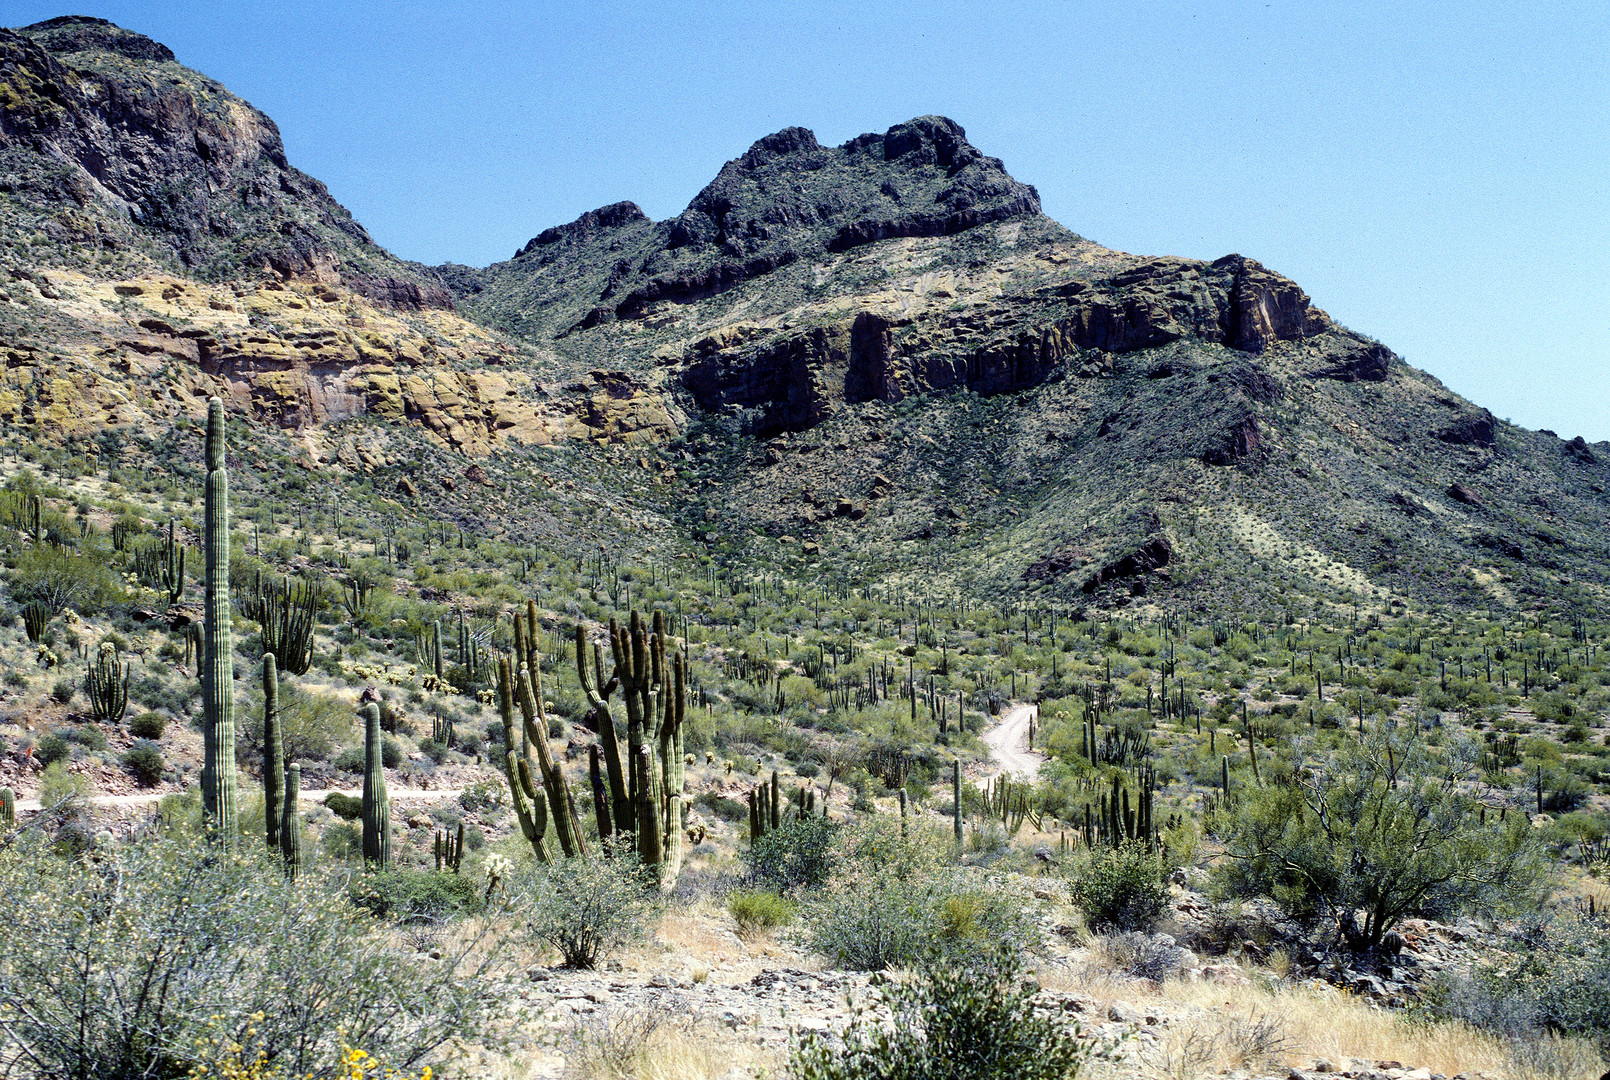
[[1213, 724, 1548, 951]]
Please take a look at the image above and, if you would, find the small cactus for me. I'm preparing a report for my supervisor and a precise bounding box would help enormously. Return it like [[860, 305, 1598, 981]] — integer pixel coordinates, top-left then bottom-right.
[[21, 600, 49, 643], [434, 823, 465, 873], [0, 787, 14, 831]]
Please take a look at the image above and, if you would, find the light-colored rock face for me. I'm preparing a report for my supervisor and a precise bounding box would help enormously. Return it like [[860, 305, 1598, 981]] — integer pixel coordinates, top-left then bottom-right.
[[0, 270, 680, 459]]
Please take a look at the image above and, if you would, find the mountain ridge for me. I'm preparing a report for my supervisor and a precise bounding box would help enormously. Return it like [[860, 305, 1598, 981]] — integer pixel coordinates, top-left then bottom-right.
[[1, 16, 1607, 621]]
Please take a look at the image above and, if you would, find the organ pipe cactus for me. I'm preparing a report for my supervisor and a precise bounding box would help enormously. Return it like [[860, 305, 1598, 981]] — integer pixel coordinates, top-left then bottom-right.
[[435, 823, 465, 872], [84, 642, 128, 724], [263, 653, 283, 851], [576, 609, 688, 887], [22, 600, 48, 644], [280, 763, 303, 879], [160, 519, 185, 604], [251, 575, 317, 676], [512, 604, 585, 857], [360, 702, 390, 868], [498, 656, 551, 864], [200, 397, 236, 845]]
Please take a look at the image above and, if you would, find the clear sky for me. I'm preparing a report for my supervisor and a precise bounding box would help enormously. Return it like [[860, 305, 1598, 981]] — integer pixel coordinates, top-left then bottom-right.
[[10, 1, 1608, 441]]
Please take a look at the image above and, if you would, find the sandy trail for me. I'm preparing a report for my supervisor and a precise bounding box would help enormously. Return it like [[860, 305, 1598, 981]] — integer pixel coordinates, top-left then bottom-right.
[[977, 702, 1046, 783]]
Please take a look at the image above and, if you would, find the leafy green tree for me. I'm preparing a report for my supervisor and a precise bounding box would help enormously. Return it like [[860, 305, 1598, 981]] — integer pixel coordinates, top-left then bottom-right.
[[1213, 727, 1547, 951]]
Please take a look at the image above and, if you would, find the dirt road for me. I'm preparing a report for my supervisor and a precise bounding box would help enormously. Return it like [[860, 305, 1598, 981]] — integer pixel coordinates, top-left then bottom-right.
[[978, 702, 1045, 782], [17, 787, 465, 813]]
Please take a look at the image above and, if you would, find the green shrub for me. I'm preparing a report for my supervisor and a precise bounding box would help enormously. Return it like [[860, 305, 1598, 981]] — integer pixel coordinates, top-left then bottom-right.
[[728, 889, 795, 937], [129, 712, 166, 739], [790, 946, 1092, 1080], [50, 679, 74, 705], [35, 733, 70, 767], [38, 760, 90, 807], [748, 815, 839, 893], [8, 542, 122, 615], [121, 740, 164, 786], [241, 683, 352, 765], [381, 736, 403, 769], [515, 844, 660, 969], [334, 747, 364, 772], [1211, 729, 1547, 949], [1068, 841, 1170, 933], [324, 792, 364, 820], [62, 724, 106, 752], [0, 835, 515, 1078], [348, 869, 483, 922], [798, 822, 1035, 971]]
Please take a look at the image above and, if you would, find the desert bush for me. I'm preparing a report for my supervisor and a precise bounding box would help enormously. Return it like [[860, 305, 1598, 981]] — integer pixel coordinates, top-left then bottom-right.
[[7, 542, 122, 615], [728, 888, 795, 937], [1069, 840, 1170, 933], [790, 946, 1092, 1080], [348, 868, 483, 923], [129, 711, 166, 739], [1429, 913, 1610, 1053], [748, 815, 839, 893], [800, 823, 1035, 971], [0, 834, 515, 1078], [121, 740, 164, 786], [515, 844, 660, 969], [241, 683, 352, 765], [1212, 728, 1548, 949], [324, 792, 363, 820], [34, 733, 70, 767]]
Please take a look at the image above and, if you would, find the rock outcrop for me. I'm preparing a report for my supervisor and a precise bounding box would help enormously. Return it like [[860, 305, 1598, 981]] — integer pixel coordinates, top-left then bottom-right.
[[0, 18, 447, 303]]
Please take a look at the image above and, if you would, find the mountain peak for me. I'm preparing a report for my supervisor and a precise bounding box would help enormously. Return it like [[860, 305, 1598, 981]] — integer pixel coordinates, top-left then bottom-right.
[[19, 15, 176, 63]]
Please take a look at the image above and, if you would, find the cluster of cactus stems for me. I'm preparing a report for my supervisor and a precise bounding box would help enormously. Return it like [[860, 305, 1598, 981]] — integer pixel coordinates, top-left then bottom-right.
[[435, 824, 464, 872], [85, 642, 128, 724], [22, 600, 49, 643], [244, 573, 317, 675], [575, 609, 689, 887], [747, 770, 782, 840], [200, 398, 237, 846], [498, 600, 589, 864], [983, 773, 1043, 834], [129, 522, 186, 604], [1072, 768, 1160, 849], [262, 653, 283, 851], [361, 702, 390, 867]]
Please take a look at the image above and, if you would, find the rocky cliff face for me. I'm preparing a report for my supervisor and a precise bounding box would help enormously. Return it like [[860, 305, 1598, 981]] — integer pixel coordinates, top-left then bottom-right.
[[0, 17, 447, 304], [678, 252, 1349, 437]]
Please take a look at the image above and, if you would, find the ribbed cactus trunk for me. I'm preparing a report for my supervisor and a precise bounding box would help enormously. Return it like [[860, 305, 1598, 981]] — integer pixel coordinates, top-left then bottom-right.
[[200, 397, 236, 846], [361, 702, 390, 868], [0, 787, 13, 830], [263, 653, 283, 851], [280, 763, 303, 879], [952, 759, 962, 847]]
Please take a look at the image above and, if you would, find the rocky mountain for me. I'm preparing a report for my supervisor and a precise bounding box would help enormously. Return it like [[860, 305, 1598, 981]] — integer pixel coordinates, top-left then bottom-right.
[[0, 16, 446, 305], [4, 17, 1608, 621]]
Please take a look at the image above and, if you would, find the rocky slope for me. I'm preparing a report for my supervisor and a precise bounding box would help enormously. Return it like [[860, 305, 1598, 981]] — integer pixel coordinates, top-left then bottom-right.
[[0, 16, 445, 303], [4, 16, 1608, 621]]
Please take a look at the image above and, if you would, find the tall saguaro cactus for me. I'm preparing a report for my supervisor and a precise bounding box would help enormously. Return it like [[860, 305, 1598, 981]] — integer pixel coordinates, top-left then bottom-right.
[[361, 702, 390, 867], [200, 397, 236, 844], [263, 653, 283, 851]]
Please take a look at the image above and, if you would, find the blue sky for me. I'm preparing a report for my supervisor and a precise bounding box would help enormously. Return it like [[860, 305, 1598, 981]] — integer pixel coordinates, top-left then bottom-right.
[[10, 1, 1608, 440]]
